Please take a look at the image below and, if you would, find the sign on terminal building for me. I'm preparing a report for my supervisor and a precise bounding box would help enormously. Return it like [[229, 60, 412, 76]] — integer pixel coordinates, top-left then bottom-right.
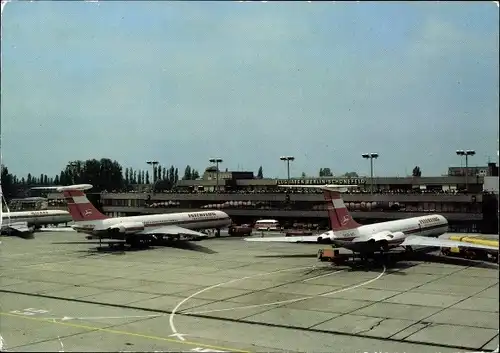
[[276, 178, 367, 185]]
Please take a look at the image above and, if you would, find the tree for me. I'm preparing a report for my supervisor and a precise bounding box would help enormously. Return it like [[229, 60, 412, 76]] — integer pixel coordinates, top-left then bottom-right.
[[343, 172, 359, 178], [174, 168, 179, 184], [154, 165, 160, 183], [319, 168, 333, 177], [301, 172, 306, 178], [133, 170, 137, 184], [27, 173, 32, 184], [54, 175, 60, 185], [129, 168, 134, 183], [125, 168, 130, 184], [257, 166, 263, 179], [145, 170, 150, 184], [1, 165, 16, 200], [412, 166, 422, 177], [191, 169, 200, 180], [183, 165, 192, 180], [162, 167, 166, 180], [169, 165, 175, 184], [56, 158, 125, 192], [43, 174, 48, 185]]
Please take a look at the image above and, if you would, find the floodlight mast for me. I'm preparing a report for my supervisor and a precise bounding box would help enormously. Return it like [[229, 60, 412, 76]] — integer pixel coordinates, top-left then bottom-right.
[[362, 153, 379, 194], [279, 156, 295, 181], [209, 158, 223, 192], [146, 160, 159, 193], [455, 150, 475, 192]]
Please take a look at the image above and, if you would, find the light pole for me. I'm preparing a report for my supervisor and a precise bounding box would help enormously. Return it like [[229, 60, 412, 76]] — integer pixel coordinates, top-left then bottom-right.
[[68, 161, 78, 184], [362, 153, 379, 194], [146, 160, 159, 193], [279, 156, 295, 181], [456, 150, 475, 192], [209, 158, 223, 192]]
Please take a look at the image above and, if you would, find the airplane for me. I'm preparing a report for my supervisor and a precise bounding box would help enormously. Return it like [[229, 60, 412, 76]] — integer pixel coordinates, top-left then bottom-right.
[[39, 184, 232, 247], [0, 198, 71, 236], [244, 184, 498, 258], [2, 209, 72, 230], [1, 219, 33, 236]]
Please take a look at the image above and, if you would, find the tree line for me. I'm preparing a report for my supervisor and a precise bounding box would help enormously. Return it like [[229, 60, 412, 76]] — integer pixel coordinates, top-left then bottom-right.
[[1, 158, 202, 200]]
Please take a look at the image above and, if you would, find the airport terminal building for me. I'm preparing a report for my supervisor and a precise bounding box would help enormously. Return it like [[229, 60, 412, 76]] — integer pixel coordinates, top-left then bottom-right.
[[46, 163, 499, 234]]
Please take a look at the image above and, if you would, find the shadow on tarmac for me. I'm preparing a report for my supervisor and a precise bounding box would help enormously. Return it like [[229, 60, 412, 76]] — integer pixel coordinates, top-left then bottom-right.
[[255, 247, 498, 273], [54, 239, 218, 255]]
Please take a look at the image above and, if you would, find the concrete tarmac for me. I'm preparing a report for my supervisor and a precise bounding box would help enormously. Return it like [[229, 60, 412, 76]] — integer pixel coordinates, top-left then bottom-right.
[[0, 231, 498, 352]]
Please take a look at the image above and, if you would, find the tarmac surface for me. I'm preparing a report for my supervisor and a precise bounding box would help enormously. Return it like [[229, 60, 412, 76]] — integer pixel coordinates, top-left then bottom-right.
[[0, 231, 498, 353]]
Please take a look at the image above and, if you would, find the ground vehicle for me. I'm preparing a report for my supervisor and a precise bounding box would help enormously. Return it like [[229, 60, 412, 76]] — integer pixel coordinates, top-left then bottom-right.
[[285, 229, 313, 237], [228, 225, 253, 236], [317, 248, 348, 265], [254, 219, 280, 231], [441, 236, 498, 262]]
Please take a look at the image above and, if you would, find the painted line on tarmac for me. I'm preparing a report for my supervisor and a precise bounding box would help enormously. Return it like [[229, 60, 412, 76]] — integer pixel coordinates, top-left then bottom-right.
[[57, 335, 64, 352], [54, 314, 164, 321], [185, 265, 386, 316], [0, 312, 249, 353], [302, 269, 344, 282], [0, 333, 5, 351], [169, 264, 327, 341]]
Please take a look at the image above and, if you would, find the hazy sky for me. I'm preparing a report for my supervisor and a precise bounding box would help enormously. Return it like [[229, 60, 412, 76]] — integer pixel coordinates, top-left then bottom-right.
[[1, 1, 498, 179]]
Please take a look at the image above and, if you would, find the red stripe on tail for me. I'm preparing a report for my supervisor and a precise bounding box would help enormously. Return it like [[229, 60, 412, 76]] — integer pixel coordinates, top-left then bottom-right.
[[63, 190, 108, 222], [323, 190, 360, 231]]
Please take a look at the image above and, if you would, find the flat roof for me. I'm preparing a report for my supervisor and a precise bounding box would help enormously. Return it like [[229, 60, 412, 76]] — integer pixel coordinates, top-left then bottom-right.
[[9, 197, 47, 201]]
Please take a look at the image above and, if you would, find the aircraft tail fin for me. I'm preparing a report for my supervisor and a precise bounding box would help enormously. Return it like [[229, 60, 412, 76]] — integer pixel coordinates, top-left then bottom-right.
[[279, 184, 360, 231], [322, 188, 361, 230], [49, 184, 108, 222]]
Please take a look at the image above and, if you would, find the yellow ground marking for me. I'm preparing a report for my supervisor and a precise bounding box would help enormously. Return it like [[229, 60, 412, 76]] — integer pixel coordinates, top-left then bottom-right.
[[0, 312, 250, 353]]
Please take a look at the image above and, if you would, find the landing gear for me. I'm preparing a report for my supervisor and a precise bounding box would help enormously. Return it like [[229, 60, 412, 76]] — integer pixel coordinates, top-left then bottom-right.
[[125, 237, 150, 249]]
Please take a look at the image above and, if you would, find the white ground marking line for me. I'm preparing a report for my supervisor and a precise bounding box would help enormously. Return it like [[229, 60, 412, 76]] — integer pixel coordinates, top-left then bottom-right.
[[302, 269, 344, 282], [57, 336, 64, 352], [185, 265, 386, 316], [0, 333, 5, 351], [52, 314, 164, 321], [169, 264, 328, 341]]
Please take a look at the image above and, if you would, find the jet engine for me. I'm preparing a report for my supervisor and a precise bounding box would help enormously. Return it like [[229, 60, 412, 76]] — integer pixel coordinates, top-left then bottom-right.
[[316, 231, 334, 244], [108, 222, 145, 234], [368, 230, 406, 251]]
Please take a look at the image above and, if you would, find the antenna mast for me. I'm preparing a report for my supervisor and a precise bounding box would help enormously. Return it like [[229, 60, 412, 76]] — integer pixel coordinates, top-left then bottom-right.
[[0, 0, 9, 228]]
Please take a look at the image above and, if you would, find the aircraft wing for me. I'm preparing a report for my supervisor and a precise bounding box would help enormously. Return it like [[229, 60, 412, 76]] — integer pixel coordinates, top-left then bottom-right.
[[138, 225, 209, 239], [244, 235, 320, 243], [1, 221, 31, 233], [401, 235, 499, 252]]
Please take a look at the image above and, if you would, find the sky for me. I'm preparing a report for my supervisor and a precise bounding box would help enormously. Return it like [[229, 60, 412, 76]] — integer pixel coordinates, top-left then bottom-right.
[[1, 1, 499, 179]]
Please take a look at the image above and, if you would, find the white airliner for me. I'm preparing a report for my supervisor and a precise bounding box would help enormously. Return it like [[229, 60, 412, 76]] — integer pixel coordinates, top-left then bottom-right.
[[1, 209, 72, 235], [43, 184, 232, 246], [245, 184, 498, 255]]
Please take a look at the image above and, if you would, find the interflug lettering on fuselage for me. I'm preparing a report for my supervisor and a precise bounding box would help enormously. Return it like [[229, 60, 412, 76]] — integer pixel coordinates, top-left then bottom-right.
[[30, 211, 49, 216], [188, 212, 217, 218], [338, 230, 356, 238]]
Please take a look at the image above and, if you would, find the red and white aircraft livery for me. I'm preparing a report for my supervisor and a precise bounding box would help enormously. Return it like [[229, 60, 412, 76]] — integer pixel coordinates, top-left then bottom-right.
[[245, 184, 498, 255], [51, 184, 232, 244]]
